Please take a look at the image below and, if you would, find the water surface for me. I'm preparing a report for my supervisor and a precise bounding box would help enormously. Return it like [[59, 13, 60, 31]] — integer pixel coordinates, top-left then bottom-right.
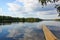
[[0, 21, 60, 40]]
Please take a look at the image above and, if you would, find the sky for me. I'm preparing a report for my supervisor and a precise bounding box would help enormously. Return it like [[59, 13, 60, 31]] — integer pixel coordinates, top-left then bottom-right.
[[0, 0, 60, 19]]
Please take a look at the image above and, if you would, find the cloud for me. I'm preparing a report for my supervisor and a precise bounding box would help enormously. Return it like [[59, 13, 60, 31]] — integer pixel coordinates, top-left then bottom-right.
[[16, 0, 58, 12], [7, 3, 22, 12], [7, 0, 39, 12], [0, 8, 3, 15], [6, 0, 60, 19], [7, 0, 57, 13], [0, 8, 2, 12]]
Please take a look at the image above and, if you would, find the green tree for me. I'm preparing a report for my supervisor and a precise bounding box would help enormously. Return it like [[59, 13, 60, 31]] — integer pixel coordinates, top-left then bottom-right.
[[55, 5, 60, 16], [39, 0, 59, 5]]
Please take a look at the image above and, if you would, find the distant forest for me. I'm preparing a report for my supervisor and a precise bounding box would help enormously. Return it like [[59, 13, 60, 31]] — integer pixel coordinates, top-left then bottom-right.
[[54, 18, 60, 21], [0, 16, 42, 23]]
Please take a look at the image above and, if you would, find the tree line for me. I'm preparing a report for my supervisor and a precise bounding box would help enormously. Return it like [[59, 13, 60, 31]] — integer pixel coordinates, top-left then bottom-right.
[[0, 16, 42, 23]]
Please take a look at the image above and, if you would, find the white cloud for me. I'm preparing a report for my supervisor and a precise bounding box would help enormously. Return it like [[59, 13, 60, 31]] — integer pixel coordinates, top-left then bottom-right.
[[6, 0, 60, 19], [7, 0, 57, 13], [0, 8, 2, 12], [0, 8, 3, 16], [20, 0, 39, 12], [7, 3, 22, 11]]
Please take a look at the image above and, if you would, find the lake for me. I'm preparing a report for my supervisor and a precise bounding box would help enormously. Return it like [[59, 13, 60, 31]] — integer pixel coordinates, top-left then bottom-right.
[[0, 21, 60, 40]]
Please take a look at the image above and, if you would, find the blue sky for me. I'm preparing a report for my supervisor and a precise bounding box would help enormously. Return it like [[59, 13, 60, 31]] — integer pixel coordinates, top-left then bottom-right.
[[0, 0, 60, 19]]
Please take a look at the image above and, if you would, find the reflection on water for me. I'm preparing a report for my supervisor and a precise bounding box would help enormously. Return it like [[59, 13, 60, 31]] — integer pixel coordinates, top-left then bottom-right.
[[0, 21, 60, 40]]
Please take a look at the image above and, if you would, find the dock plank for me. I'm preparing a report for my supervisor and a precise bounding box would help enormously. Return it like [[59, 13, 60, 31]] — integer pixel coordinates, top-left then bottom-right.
[[42, 25, 58, 40]]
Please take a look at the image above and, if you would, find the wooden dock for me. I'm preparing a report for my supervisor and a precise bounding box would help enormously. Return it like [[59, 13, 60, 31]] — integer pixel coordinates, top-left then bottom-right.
[[42, 25, 58, 40]]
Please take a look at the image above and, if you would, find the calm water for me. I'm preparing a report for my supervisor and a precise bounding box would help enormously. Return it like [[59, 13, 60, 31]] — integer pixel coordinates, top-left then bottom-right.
[[0, 21, 60, 40]]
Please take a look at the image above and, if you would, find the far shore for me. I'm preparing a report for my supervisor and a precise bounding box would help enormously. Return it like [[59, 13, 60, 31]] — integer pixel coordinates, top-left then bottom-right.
[[0, 16, 42, 23], [0, 16, 60, 23]]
